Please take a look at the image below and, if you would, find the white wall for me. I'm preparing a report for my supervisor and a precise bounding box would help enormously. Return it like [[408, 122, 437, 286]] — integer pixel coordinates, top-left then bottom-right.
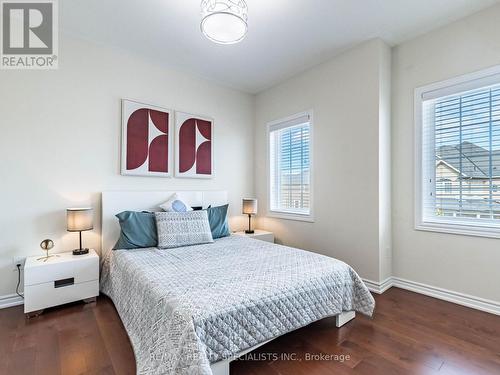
[[255, 39, 392, 283], [392, 4, 500, 302], [3, 5, 499, 307], [0, 35, 255, 298], [378, 43, 393, 282]]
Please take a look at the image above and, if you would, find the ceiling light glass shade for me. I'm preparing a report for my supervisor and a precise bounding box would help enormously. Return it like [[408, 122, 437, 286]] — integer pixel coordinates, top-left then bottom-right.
[[201, 0, 248, 44]]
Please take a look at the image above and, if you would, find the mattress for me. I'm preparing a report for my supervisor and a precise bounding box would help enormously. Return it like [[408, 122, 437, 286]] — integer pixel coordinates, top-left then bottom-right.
[[100, 235, 375, 375]]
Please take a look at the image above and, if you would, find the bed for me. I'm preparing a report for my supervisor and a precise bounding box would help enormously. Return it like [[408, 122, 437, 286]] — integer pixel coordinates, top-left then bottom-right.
[[100, 191, 375, 375]]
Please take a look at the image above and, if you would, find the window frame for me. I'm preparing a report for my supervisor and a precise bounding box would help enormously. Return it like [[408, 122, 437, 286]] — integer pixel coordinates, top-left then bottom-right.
[[266, 110, 314, 222], [414, 65, 500, 239]]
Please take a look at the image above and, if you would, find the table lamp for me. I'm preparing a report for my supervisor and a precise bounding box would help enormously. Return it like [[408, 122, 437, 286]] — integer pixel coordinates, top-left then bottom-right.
[[242, 198, 257, 234], [67, 208, 93, 255]]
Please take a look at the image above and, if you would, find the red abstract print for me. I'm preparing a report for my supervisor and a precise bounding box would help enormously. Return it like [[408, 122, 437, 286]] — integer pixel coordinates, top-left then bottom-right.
[[126, 109, 169, 173], [179, 118, 212, 175]]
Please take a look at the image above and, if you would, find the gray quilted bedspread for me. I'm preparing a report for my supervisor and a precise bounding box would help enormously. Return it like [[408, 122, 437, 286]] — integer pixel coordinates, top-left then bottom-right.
[[100, 235, 375, 375]]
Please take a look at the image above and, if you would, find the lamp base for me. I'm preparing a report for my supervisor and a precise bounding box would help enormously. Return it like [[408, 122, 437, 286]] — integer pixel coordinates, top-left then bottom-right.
[[72, 248, 89, 256], [245, 230, 255, 234]]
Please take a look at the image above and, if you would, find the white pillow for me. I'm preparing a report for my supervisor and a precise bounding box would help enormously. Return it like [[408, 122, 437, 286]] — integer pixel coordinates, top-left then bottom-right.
[[155, 211, 213, 248], [159, 193, 194, 212]]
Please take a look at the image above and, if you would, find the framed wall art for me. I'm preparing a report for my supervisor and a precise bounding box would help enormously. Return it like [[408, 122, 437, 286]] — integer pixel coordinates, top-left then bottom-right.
[[175, 112, 214, 178], [121, 99, 172, 177]]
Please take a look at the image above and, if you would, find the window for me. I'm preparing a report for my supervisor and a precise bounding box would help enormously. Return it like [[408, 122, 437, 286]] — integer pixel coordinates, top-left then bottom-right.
[[268, 111, 313, 221], [416, 66, 500, 237]]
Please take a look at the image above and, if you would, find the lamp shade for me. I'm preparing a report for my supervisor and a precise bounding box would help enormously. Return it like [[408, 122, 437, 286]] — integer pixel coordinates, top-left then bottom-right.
[[242, 198, 257, 215], [67, 208, 93, 232]]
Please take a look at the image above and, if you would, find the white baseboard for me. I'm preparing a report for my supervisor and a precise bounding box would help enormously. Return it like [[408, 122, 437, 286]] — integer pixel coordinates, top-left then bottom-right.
[[0, 293, 24, 309], [362, 276, 500, 316], [392, 277, 500, 316], [362, 277, 393, 294]]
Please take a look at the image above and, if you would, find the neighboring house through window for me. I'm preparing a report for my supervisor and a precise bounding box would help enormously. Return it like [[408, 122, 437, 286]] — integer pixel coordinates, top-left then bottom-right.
[[415, 66, 500, 237], [268, 111, 313, 221]]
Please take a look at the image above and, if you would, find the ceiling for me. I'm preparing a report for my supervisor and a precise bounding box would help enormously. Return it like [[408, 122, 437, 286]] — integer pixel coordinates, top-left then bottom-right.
[[61, 0, 499, 93]]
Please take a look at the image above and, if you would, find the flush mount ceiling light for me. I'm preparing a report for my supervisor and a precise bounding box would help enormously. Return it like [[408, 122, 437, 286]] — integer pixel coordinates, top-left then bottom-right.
[[200, 0, 248, 44]]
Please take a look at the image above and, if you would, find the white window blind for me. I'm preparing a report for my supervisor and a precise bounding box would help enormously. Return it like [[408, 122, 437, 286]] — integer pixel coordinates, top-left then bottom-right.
[[269, 113, 312, 218], [418, 70, 500, 234]]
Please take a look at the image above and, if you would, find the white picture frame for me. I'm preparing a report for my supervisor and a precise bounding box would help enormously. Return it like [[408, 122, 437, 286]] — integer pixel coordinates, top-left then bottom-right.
[[121, 99, 173, 177], [174, 111, 214, 179]]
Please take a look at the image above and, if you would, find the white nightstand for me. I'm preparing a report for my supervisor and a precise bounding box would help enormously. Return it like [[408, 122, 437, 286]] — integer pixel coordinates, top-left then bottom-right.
[[24, 249, 99, 317], [234, 230, 274, 243]]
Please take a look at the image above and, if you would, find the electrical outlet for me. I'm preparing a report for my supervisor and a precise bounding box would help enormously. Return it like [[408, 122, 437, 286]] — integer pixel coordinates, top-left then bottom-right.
[[12, 257, 25, 271]]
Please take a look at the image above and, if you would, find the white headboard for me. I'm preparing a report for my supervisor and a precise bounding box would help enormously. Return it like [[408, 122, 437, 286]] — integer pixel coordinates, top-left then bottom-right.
[[101, 190, 228, 257]]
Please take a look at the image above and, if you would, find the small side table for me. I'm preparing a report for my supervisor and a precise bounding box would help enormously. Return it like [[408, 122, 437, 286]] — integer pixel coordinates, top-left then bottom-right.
[[233, 230, 274, 243], [24, 249, 99, 318]]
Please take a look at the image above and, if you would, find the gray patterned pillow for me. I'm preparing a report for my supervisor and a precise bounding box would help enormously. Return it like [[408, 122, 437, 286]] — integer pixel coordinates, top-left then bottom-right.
[[155, 211, 214, 249]]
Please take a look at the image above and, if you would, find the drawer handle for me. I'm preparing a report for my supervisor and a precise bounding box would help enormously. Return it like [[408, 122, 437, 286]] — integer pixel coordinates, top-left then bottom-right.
[[54, 277, 74, 288]]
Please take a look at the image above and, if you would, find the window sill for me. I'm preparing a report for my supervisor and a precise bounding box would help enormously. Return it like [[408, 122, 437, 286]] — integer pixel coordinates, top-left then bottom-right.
[[415, 221, 500, 239], [267, 210, 314, 223]]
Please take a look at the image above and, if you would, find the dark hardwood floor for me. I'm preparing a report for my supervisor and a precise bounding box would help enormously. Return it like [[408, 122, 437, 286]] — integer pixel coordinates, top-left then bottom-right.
[[1, 287, 500, 374]]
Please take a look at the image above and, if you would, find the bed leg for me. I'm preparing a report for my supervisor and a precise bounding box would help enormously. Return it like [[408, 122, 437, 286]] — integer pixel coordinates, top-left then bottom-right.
[[335, 311, 355, 327], [210, 359, 230, 375]]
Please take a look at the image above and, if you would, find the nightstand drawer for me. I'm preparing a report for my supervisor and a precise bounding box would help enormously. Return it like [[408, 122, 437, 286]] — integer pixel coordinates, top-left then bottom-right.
[[24, 279, 98, 313], [24, 252, 99, 286]]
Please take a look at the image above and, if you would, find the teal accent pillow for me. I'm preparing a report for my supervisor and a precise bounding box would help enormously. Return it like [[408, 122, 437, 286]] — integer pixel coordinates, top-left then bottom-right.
[[113, 211, 158, 250], [207, 204, 230, 239]]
